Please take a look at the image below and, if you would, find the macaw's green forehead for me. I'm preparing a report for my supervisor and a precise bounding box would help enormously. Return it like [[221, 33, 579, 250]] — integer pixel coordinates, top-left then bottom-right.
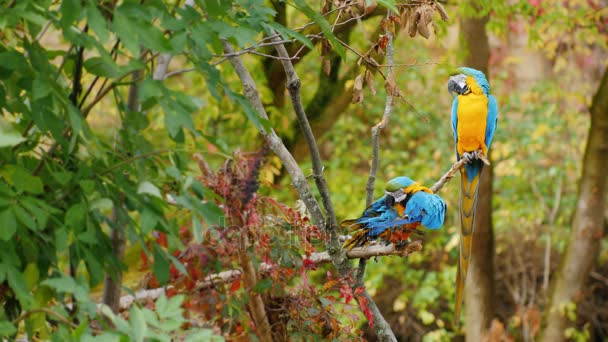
[[450, 67, 484, 77], [385, 176, 415, 192]]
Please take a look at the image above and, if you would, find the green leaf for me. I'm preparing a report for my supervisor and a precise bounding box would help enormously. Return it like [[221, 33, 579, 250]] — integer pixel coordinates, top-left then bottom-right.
[[292, 0, 346, 59], [157, 294, 184, 320], [90, 198, 114, 212], [0, 131, 25, 148], [0, 50, 28, 71], [264, 22, 314, 50], [192, 215, 203, 243], [7, 268, 34, 309], [140, 208, 158, 235], [86, 1, 110, 43], [153, 245, 170, 285], [112, 10, 139, 55], [0, 165, 43, 194], [14, 205, 38, 231], [199, 201, 223, 226], [42, 275, 76, 293], [23, 262, 39, 290], [185, 329, 225, 342], [32, 76, 52, 100], [252, 278, 272, 293], [138, 181, 162, 199], [67, 104, 83, 138], [377, 0, 399, 13], [60, 0, 82, 29], [83, 57, 120, 78], [0, 209, 17, 241], [65, 203, 87, 229], [0, 321, 16, 337], [129, 306, 147, 342]]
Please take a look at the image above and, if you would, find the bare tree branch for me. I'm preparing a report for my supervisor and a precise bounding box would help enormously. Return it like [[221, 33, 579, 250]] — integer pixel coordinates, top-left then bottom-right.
[[223, 40, 326, 233], [115, 242, 422, 311], [225, 39, 398, 342], [273, 38, 339, 245]]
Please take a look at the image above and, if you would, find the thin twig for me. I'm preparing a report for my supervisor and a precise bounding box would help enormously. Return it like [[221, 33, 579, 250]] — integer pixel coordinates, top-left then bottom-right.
[[429, 151, 490, 193], [359, 11, 396, 288], [164, 67, 196, 78]]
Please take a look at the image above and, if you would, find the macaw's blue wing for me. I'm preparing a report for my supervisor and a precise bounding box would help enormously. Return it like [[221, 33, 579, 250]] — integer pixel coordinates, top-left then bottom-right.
[[405, 192, 447, 229], [341, 195, 401, 249], [485, 95, 498, 150], [451, 97, 459, 160]]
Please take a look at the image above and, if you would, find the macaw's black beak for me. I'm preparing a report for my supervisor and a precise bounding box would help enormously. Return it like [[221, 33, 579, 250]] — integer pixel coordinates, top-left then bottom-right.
[[448, 78, 460, 96], [448, 75, 469, 96]]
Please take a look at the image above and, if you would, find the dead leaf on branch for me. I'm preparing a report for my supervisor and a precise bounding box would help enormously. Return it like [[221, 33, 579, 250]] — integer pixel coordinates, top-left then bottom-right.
[[408, 8, 421, 37], [365, 70, 376, 96], [417, 7, 432, 39], [384, 72, 401, 97], [352, 74, 364, 104], [434, 2, 450, 22], [355, 0, 377, 15], [373, 35, 389, 55]]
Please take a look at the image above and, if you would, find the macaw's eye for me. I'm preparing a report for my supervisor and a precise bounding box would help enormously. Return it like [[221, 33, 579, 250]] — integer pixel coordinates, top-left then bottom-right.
[[385, 195, 395, 207]]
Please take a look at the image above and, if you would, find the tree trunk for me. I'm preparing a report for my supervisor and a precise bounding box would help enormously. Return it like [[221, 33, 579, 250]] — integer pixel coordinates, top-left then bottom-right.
[[459, 9, 496, 341], [541, 68, 608, 342], [102, 71, 140, 312]]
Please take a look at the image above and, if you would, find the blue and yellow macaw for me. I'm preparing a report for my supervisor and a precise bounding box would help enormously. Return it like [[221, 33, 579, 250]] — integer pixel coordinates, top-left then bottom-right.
[[448, 67, 498, 322], [342, 176, 447, 250]]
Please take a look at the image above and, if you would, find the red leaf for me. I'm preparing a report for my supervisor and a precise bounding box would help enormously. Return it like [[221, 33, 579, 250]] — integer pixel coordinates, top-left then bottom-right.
[[339, 285, 354, 304], [303, 258, 316, 269], [230, 279, 241, 293]]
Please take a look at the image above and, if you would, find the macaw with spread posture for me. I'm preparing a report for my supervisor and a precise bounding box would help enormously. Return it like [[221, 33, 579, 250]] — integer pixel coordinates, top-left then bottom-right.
[[342, 176, 447, 250], [448, 67, 498, 322]]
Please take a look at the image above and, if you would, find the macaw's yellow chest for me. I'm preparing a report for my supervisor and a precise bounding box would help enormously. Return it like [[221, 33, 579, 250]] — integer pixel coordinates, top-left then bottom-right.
[[456, 93, 489, 156]]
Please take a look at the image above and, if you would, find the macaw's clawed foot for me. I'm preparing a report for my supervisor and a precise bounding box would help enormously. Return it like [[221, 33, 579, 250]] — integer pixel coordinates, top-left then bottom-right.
[[462, 151, 479, 163], [394, 239, 411, 250], [462, 150, 491, 166]]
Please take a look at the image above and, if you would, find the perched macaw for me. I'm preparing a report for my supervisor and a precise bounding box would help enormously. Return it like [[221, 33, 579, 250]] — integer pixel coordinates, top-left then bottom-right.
[[448, 67, 498, 322], [342, 176, 447, 250]]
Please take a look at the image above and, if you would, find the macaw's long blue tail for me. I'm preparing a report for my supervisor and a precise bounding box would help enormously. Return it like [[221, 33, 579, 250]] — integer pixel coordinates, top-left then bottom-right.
[[454, 160, 483, 324]]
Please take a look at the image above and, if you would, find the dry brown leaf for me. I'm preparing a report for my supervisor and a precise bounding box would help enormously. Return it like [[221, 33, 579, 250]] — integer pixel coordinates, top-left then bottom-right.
[[408, 9, 421, 37], [365, 70, 376, 96], [418, 6, 433, 39], [434, 2, 450, 21], [352, 74, 364, 104], [400, 7, 410, 31], [356, 0, 377, 15], [384, 72, 399, 97]]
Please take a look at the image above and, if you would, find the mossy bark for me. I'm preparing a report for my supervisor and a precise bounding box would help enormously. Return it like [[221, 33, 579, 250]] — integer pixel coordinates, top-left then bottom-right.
[[541, 67, 608, 342]]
